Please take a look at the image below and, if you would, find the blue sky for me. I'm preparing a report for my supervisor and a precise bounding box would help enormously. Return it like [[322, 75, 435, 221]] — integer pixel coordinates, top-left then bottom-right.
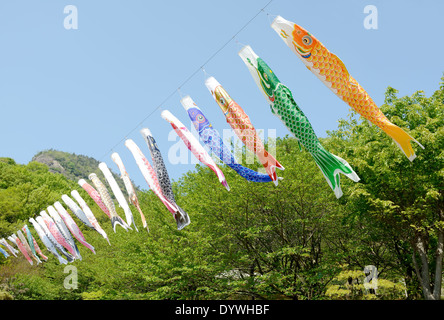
[[0, 0, 443, 189]]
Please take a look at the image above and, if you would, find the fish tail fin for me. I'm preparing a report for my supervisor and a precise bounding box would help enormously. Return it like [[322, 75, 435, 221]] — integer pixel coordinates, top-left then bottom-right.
[[175, 206, 191, 231], [97, 229, 111, 245], [135, 205, 149, 232], [111, 216, 130, 233], [64, 252, 75, 263], [57, 256, 69, 265], [221, 179, 230, 191], [382, 123, 424, 161], [132, 217, 139, 232], [124, 208, 138, 232], [262, 151, 285, 186], [211, 165, 230, 191], [229, 163, 283, 183], [74, 243, 82, 261], [312, 146, 360, 199], [82, 240, 96, 253], [39, 252, 49, 261], [33, 255, 42, 264]]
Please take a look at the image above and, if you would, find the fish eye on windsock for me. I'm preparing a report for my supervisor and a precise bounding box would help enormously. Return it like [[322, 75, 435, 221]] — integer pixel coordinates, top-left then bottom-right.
[[270, 15, 424, 162]]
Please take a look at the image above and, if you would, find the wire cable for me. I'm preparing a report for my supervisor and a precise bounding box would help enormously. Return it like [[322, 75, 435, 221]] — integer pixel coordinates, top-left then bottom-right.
[[99, 0, 274, 161]]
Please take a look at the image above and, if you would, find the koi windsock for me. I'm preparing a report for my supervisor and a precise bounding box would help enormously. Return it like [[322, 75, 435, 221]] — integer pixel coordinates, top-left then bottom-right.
[[125, 139, 189, 230], [111, 152, 148, 232], [47, 205, 82, 260], [22, 224, 48, 261], [181, 95, 279, 183], [10, 233, 33, 265], [17, 229, 41, 264], [0, 238, 18, 257], [61, 194, 96, 230], [29, 217, 68, 264], [161, 109, 230, 191], [71, 190, 111, 245], [88, 173, 131, 232], [53, 201, 95, 254], [98, 162, 138, 232], [39, 211, 79, 259], [35, 215, 74, 263], [0, 246, 9, 259], [78, 179, 112, 219], [239, 45, 359, 198], [270, 16, 424, 161], [140, 128, 190, 229], [205, 76, 284, 185], [7, 236, 20, 255]]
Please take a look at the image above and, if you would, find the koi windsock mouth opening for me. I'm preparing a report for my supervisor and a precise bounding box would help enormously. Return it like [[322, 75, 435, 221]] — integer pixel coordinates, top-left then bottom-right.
[[238, 45, 273, 104], [204, 76, 220, 95], [140, 128, 152, 139], [180, 95, 196, 111], [270, 16, 294, 41]]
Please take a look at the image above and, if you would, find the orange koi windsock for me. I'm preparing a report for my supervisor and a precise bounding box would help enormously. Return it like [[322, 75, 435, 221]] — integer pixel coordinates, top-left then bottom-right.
[[271, 16, 424, 161]]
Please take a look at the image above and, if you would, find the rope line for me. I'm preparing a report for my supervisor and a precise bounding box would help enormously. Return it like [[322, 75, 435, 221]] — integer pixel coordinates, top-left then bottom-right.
[[99, 0, 274, 161]]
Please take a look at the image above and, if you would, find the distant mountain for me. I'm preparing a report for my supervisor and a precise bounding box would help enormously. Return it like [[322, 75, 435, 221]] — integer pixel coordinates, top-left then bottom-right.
[[31, 149, 133, 192]]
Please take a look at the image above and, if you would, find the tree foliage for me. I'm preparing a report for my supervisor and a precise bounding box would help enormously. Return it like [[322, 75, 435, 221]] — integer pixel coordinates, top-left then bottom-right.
[[0, 78, 442, 300]]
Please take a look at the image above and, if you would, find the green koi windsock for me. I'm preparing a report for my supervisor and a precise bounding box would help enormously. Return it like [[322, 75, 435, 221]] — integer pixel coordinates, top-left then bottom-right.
[[239, 45, 359, 198]]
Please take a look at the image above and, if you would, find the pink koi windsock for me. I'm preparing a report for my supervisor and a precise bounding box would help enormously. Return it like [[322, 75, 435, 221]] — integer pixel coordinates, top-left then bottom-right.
[[21, 224, 48, 262], [78, 179, 112, 219], [17, 229, 41, 264], [40, 211, 79, 259], [54, 201, 95, 254], [10, 233, 33, 265], [124, 139, 181, 222], [47, 205, 82, 260], [29, 217, 68, 264], [161, 109, 230, 191], [71, 190, 110, 245]]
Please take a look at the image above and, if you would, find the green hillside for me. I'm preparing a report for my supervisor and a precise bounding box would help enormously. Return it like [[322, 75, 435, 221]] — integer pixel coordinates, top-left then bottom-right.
[[32, 149, 135, 193]]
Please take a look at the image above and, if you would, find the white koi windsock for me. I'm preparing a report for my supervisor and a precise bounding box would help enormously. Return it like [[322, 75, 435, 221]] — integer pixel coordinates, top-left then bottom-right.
[[98, 162, 138, 232], [71, 190, 110, 245]]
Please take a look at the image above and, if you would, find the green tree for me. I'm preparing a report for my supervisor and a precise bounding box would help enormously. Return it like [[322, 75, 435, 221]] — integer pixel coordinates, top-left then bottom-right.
[[326, 77, 444, 299], [172, 137, 349, 300]]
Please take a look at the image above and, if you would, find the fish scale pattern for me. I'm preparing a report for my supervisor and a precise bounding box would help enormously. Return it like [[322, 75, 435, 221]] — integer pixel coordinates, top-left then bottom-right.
[[185, 103, 275, 183], [270, 16, 423, 161], [239, 46, 360, 198], [272, 84, 319, 154], [305, 42, 387, 128], [80, 180, 112, 219], [225, 101, 265, 155], [200, 126, 275, 183]]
